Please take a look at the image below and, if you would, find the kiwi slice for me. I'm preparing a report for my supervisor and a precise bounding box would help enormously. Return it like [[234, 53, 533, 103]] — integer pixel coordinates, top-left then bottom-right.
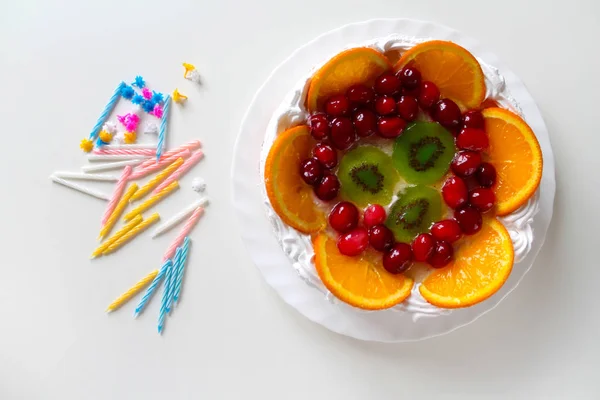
[[385, 185, 442, 243], [392, 122, 456, 184], [338, 146, 399, 207]]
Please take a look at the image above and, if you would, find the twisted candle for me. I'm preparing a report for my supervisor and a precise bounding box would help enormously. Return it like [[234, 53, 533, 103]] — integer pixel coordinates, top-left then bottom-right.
[[89, 82, 124, 140], [88, 154, 152, 161], [81, 159, 146, 173], [137, 140, 201, 170], [92, 148, 156, 156], [101, 144, 157, 150], [130, 149, 191, 180], [162, 207, 203, 261], [91, 215, 143, 258], [134, 259, 171, 317], [50, 176, 110, 201], [165, 247, 183, 313], [129, 157, 184, 202], [53, 171, 119, 181], [156, 95, 171, 160], [102, 213, 160, 256], [158, 254, 177, 334], [101, 166, 132, 225], [173, 237, 191, 305], [106, 269, 159, 313], [152, 150, 204, 194], [151, 198, 208, 238], [123, 181, 179, 222], [98, 183, 138, 240]]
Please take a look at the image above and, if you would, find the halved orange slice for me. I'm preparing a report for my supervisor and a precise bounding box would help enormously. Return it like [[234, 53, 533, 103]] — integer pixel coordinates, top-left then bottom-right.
[[314, 233, 414, 310], [264, 125, 326, 233], [483, 107, 543, 216], [307, 48, 391, 112], [420, 218, 514, 308], [394, 40, 485, 110]]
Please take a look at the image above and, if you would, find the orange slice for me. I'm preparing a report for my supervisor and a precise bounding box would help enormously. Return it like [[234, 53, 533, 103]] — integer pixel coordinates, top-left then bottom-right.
[[307, 48, 391, 112], [420, 218, 514, 308], [264, 125, 326, 233], [483, 107, 543, 216], [394, 40, 485, 110], [314, 233, 414, 310]]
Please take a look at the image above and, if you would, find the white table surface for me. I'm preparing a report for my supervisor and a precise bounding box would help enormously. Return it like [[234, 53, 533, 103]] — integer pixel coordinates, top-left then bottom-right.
[[1, 1, 598, 399]]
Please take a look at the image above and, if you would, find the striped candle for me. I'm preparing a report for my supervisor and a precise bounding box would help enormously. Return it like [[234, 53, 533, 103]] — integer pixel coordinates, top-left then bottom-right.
[[161, 207, 203, 261], [152, 150, 203, 194], [166, 247, 183, 313], [173, 237, 191, 305], [129, 149, 191, 180], [134, 259, 171, 317], [92, 148, 156, 156], [101, 166, 132, 225], [137, 140, 201, 170], [89, 82, 124, 140], [158, 251, 178, 334], [156, 95, 171, 160]]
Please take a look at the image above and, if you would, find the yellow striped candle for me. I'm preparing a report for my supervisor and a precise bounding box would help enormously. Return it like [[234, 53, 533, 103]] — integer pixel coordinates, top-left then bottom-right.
[[103, 213, 160, 255], [106, 269, 159, 312], [91, 215, 143, 258], [123, 181, 178, 222], [129, 157, 183, 202], [98, 183, 139, 240]]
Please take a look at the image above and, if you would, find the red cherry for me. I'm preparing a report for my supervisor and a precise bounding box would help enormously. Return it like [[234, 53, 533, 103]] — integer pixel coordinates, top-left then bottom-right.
[[432, 99, 462, 129], [337, 227, 369, 256], [329, 201, 359, 233], [374, 72, 401, 95], [411, 233, 435, 262], [476, 162, 497, 188], [442, 176, 468, 209], [308, 113, 329, 140], [330, 117, 356, 150], [299, 158, 323, 186], [363, 204, 386, 227], [352, 109, 377, 137], [469, 188, 496, 212], [429, 241, 454, 268], [463, 110, 485, 129], [456, 128, 489, 151], [418, 81, 440, 109], [431, 219, 462, 243], [346, 84, 375, 105], [324, 95, 350, 117], [383, 243, 413, 274], [451, 150, 482, 177], [313, 143, 337, 169], [368, 224, 395, 252], [454, 206, 483, 235], [314, 173, 340, 201], [398, 67, 422, 89], [375, 96, 397, 116], [377, 116, 406, 138], [396, 95, 419, 121]]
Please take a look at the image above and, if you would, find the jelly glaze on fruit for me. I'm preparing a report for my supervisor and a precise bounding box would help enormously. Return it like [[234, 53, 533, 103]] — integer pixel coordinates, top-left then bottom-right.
[[260, 36, 538, 321]]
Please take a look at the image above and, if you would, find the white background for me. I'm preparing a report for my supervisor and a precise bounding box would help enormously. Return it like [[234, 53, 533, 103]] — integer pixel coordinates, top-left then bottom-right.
[[0, 0, 598, 399]]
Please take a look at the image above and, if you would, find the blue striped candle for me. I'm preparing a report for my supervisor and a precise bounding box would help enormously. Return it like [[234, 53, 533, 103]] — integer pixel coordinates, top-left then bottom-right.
[[134, 259, 171, 317], [165, 246, 182, 313], [89, 82, 124, 140], [173, 237, 191, 305], [157, 248, 180, 334], [156, 95, 171, 160]]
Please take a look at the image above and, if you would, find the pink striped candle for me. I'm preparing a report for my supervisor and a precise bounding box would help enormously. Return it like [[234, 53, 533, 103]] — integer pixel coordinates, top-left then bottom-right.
[[129, 149, 191, 180], [137, 140, 201, 170], [101, 166, 132, 225], [92, 148, 156, 156], [152, 150, 204, 194], [162, 207, 204, 261]]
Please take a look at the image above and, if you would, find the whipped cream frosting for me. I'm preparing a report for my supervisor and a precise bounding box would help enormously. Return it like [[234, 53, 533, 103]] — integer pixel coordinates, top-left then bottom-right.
[[260, 35, 539, 321]]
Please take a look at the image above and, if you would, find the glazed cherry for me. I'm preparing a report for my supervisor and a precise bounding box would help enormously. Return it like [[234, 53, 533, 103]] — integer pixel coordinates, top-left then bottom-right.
[[313, 143, 337, 169], [469, 187, 496, 212], [454, 206, 483, 235], [352, 109, 377, 137], [429, 240, 454, 268], [462, 110, 485, 129], [383, 243, 413, 274], [396, 95, 419, 121], [418, 81, 440, 109], [476, 162, 497, 187], [431, 219, 462, 244], [398, 67, 421, 89], [330, 117, 356, 150], [375, 96, 397, 116], [374, 72, 401, 95], [442, 176, 468, 209], [456, 128, 489, 151], [411, 233, 435, 262], [337, 227, 369, 256], [368, 224, 395, 252], [432, 99, 462, 129], [299, 158, 323, 186], [325, 94, 350, 117], [329, 201, 359, 233], [364, 204, 387, 227], [377, 116, 406, 138], [314, 173, 340, 201], [346, 84, 375, 105], [308, 113, 329, 140], [451, 150, 482, 177]]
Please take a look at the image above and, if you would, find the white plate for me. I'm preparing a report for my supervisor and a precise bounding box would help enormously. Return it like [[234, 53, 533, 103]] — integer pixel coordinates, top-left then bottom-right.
[[231, 18, 556, 342]]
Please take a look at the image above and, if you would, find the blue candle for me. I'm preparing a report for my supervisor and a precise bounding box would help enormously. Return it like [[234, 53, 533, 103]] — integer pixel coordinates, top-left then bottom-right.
[[89, 82, 124, 140], [156, 95, 171, 160], [173, 237, 191, 305], [134, 259, 171, 317]]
